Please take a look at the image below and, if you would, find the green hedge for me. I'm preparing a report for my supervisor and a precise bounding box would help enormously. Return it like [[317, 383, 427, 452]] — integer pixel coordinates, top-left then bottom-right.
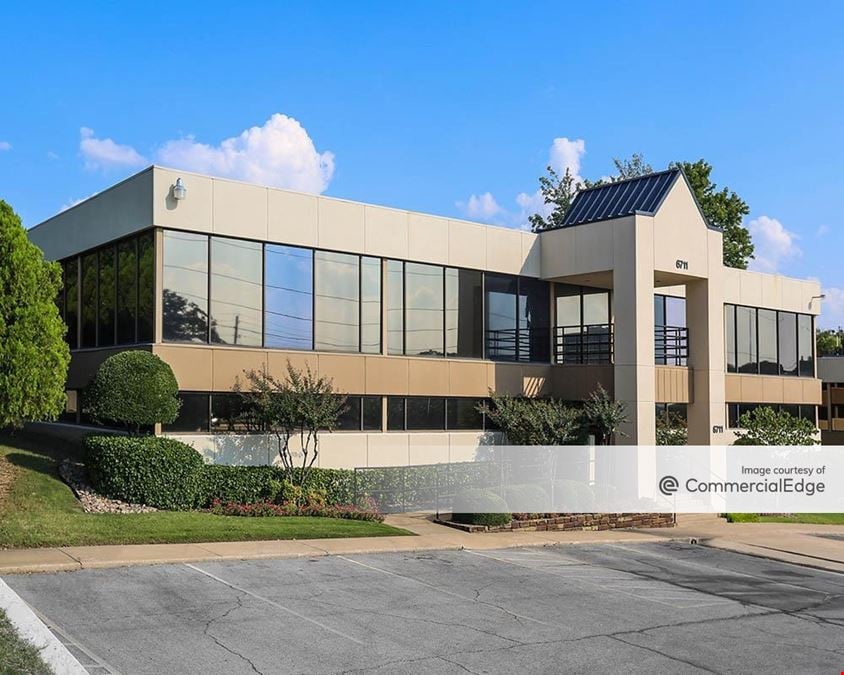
[[451, 489, 511, 527], [86, 435, 205, 510]]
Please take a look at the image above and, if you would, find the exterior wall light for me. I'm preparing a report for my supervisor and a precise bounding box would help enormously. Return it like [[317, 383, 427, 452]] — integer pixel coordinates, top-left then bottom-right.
[[173, 178, 187, 200]]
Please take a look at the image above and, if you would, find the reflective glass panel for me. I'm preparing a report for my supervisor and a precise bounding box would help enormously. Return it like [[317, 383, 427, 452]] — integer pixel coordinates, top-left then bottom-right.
[[583, 290, 609, 325], [518, 277, 550, 362], [446, 398, 484, 430], [406, 397, 445, 430], [137, 231, 155, 343], [163, 393, 210, 433], [445, 268, 483, 358], [361, 257, 381, 354], [98, 246, 115, 346], [798, 314, 814, 377], [116, 239, 137, 344], [485, 273, 517, 361], [757, 309, 778, 375], [736, 306, 757, 374], [264, 244, 313, 350], [778, 312, 797, 376], [336, 397, 362, 431], [210, 237, 262, 346], [80, 252, 97, 348], [362, 396, 382, 431], [387, 397, 405, 430], [64, 258, 78, 349], [163, 231, 209, 343], [314, 251, 359, 352], [405, 262, 444, 356], [386, 260, 404, 355], [725, 304, 736, 373]]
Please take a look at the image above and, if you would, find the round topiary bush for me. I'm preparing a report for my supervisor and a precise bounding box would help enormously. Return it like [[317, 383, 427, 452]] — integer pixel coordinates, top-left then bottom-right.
[[85, 435, 204, 509], [451, 489, 511, 527], [504, 483, 549, 514], [83, 351, 180, 431], [550, 479, 595, 512]]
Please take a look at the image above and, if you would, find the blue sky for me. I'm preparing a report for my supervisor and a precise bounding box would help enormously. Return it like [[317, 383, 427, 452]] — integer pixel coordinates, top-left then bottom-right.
[[2, 2, 843, 325]]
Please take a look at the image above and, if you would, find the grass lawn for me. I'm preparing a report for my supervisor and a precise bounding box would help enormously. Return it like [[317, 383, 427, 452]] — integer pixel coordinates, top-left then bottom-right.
[[0, 433, 410, 549], [726, 512, 844, 525], [0, 608, 51, 675]]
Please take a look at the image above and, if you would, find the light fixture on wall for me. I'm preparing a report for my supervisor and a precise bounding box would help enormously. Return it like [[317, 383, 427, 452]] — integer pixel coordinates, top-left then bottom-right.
[[173, 178, 187, 200]]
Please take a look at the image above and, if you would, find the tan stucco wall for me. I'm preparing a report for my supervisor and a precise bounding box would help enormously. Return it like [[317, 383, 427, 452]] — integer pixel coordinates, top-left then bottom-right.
[[722, 267, 821, 315], [725, 374, 822, 405], [655, 366, 692, 403]]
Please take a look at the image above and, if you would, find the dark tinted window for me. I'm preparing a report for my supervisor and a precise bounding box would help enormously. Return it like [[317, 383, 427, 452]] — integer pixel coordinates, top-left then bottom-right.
[[387, 397, 405, 430], [314, 251, 359, 352], [116, 239, 137, 344], [64, 258, 78, 349], [210, 393, 256, 433], [265, 244, 313, 350], [778, 312, 797, 376], [361, 257, 381, 354], [518, 277, 550, 362], [336, 396, 362, 431], [210, 237, 262, 346], [724, 305, 736, 373], [736, 306, 757, 374], [798, 314, 813, 377], [757, 309, 778, 375], [446, 398, 484, 430], [97, 246, 115, 346], [386, 260, 404, 355], [406, 397, 445, 430], [163, 231, 209, 343], [80, 252, 97, 348], [164, 393, 210, 433], [137, 231, 155, 342], [485, 273, 518, 361], [446, 268, 483, 358], [362, 396, 382, 431], [405, 263, 444, 356]]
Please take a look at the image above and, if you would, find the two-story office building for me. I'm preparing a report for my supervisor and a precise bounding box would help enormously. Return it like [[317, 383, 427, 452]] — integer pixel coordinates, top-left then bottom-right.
[[28, 166, 822, 466]]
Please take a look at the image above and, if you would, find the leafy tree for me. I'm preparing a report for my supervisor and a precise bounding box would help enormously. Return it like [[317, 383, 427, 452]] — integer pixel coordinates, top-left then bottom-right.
[[83, 351, 180, 432], [582, 384, 628, 445], [480, 394, 582, 445], [656, 410, 687, 446], [528, 166, 581, 232], [0, 200, 70, 428], [670, 159, 753, 269], [733, 406, 817, 446], [816, 328, 843, 356], [238, 362, 347, 490], [610, 153, 653, 180]]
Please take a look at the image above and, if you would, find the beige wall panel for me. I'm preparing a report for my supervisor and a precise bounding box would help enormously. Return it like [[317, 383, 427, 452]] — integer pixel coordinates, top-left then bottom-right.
[[740, 376, 764, 402], [366, 434, 409, 467], [408, 213, 448, 264], [31, 169, 154, 260], [364, 206, 408, 259], [538, 227, 576, 280], [212, 349, 267, 390], [408, 358, 449, 395], [485, 227, 523, 275], [316, 435, 368, 469], [448, 361, 489, 396], [762, 376, 784, 404], [781, 378, 802, 403], [318, 198, 365, 253], [761, 275, 780, 309], [654, 366, 691, 403], [725, 374, 742, 401], [318, 354, 366, 393], [447, 220, 486, 270], [266, 351, 317, 380], [365, 357, 409, 394], [487, 363, 523, 395], [520, 232, 541, 277], [802, 379, 822, 404], [522, 365, 552, 397], [551, 365, 614, 401], [408, 434, 450, 465], [267, 189, 318, 247], [781, 279, 804, 312], [153, 168, 212, 234], [575, 220, 614, 274], [66, 347, 151, 390], [212, 180, 268, 240], [739, 272, 763, 308], [153, 345, 213, 391], [652, 181, 708, 277]]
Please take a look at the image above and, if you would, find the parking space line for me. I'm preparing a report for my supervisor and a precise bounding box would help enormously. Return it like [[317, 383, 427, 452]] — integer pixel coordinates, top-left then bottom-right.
[[184, 563, 365, 645], [337, 555, 552, 626], [30, 608, 123, 675]]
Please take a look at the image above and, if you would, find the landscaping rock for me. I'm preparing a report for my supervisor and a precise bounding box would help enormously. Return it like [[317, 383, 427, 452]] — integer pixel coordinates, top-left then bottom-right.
[[58, 460, 157, 514]]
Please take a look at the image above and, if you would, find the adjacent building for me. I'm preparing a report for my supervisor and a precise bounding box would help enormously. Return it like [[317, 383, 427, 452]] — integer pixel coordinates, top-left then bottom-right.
[[28, 166, 823, 466], [817, 356, 844, 444]]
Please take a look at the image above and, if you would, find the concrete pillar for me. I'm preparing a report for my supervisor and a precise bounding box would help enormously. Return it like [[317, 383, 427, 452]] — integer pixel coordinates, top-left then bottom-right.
[[613, 217, 656, 445]]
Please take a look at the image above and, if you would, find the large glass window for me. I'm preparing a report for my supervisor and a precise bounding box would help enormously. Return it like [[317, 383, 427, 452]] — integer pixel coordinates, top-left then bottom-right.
[[386, 260, 404, 355], [757, 309, 778, 375], [80, 252, 97, 348], [116, 239, 137, 345], [210, 237, 262, 346], [387, 397, 405, 431], [406, 397, 445, 430], [583, 289, 610, 326], [445, 268, 483, 358], [64, 258, 78, 349], [778, 312, 797, 376], [798, 314, 814, 377], [736, 306, 757, 374], [361, 257, 381, 354], [485, 273, 518, 361], [164, 393, 210, 433], [163, 231, 209, 343], [264, 244, 313, 350], [405, 263, 444, 356], [446, 398, 484, 430], [362, 396, 382, 430], [314, 251, 359, 352], [518, 277, 550, 362], [98, 246, 115, 346], [137, 231, 155, 343], [725, 305, 736, 373]]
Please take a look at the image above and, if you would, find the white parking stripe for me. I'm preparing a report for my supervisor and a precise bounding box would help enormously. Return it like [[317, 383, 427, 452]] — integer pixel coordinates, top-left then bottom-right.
[[184, 563, 365, 645]]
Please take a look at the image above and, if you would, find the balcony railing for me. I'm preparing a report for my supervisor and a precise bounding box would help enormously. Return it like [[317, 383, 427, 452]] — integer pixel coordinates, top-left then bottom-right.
[[555, 324, 613, 365], [655, 325, 688, 366]]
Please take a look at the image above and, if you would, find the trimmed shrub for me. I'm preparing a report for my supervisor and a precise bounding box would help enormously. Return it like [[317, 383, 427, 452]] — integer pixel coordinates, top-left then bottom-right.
[[83, 351, 180, 431], [504, 483, 549, 515], [199, 465, 283, 507], [550, 479, 595, 512], [208, 498, 384, 522], [451, 489, 511, 527], [86, 435, 204, 509]]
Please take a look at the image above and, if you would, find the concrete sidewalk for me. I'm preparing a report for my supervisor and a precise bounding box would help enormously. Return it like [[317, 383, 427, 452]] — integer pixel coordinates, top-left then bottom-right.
[[0, 513, 841, 574]]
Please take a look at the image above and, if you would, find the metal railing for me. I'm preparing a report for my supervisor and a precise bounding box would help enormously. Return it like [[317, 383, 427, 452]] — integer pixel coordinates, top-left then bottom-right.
[[655, 325, 688, 366], [554, 324, 613, 364]]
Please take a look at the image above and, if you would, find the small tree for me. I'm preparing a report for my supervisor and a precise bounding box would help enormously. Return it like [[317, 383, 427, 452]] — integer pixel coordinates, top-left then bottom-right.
[[0, 200, 71, 428], [83, 351, 180, 432], [582, 384, 628, 445], [238, 362, 346, 490], [529, 166, 581, 233], [480, 394, 582, 445], [817, 328, 843, 356], [656, 411, 688, 446], [733, 406, 817, 446]]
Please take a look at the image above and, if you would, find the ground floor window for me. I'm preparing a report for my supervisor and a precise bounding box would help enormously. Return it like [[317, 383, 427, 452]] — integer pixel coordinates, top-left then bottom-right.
[[726, 403, 817, 429]]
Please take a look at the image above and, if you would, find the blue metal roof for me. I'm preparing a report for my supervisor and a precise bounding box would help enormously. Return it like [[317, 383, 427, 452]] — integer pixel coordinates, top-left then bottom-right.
[[562, 169, 681, 227]]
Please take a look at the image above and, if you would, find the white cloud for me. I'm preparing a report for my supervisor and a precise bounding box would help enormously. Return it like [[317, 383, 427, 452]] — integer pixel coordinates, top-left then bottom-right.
[[819, 286, 844, 329], [47, 151, 59, 160], [816, 224, 830, 238], [156, 114, 334, 193], [80, 127, 147, 170], [457, 137, 587, 229], [0, 141, 10, 151], [746, 215, 801, 273]]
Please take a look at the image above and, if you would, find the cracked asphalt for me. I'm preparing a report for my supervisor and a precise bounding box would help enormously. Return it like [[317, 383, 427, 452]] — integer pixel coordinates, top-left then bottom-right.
[[4, 541, 844, 674]]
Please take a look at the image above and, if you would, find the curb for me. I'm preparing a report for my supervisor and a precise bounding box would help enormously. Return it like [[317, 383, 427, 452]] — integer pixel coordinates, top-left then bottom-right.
[[0, 578, 88, 674]]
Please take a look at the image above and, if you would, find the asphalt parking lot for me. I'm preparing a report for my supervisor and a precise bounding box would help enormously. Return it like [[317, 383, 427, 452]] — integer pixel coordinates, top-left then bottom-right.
[[5, 542, 844, 674]]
